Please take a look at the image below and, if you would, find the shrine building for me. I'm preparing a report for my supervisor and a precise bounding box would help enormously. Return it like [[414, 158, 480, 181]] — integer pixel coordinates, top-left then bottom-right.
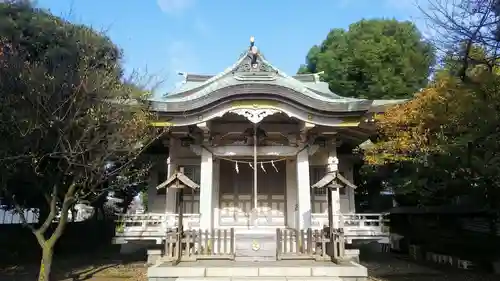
[[114, 38, 402, 276]]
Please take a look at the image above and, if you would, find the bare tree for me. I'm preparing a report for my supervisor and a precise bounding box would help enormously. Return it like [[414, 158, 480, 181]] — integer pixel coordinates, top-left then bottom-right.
[[421, 0, 500, 79]]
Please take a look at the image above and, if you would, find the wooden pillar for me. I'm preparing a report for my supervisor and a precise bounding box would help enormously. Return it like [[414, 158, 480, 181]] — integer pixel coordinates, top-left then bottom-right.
[[296, 149, 311, 229], [199, 148, 213, 230], [166, 138, 178, 213], [174, 187, 184, 265], [286, 159, 298, 229], [327, 141, 340, 228]]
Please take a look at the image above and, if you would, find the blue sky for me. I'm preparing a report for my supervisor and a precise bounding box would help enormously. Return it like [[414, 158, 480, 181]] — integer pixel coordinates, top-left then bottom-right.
[[35, 0, 426, 97]]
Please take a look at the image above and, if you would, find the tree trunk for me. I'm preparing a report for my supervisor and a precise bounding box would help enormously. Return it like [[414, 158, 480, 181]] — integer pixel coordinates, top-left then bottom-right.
[[36, 193, 74, 281], [38, 243, 54, 281], [37, 206, 50, 230]]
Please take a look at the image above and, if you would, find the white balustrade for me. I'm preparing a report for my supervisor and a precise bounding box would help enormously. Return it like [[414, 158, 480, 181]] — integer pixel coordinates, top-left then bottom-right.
[[115, 212, 388, 240], [311, 213, 389, 239], [116, 213, 201, 238]]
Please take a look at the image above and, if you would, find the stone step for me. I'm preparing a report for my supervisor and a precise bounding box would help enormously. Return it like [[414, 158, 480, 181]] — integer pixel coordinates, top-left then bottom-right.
[[234, 256, 276, 262], [148, 261, 368, 281], [168, 277, 350, 281]]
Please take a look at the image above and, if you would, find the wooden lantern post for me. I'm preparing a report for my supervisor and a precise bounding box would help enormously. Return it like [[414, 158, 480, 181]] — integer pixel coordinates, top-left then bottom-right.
[[311, 171, 356, 262], [156, 167, 199, 265]]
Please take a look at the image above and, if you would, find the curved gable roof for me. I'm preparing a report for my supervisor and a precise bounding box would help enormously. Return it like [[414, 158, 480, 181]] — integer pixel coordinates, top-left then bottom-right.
[[151, 44, 405, 114], [166, 51, 355, 100]]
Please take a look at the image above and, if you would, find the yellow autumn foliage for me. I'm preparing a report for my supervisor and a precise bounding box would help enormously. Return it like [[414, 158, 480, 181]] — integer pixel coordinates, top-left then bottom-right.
[[364, 73, 479, 165]]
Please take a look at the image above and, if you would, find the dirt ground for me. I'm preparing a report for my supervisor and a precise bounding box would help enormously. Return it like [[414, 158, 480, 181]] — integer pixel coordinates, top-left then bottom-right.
[[362, 251, 498, 281], [0, 251, 148, 281], [1, 251, 497, 281]]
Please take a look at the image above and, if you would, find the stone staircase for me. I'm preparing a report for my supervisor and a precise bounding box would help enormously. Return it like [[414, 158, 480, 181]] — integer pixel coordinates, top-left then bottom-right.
[[147, 228, 368, 281], [147, 260, 368, 281]]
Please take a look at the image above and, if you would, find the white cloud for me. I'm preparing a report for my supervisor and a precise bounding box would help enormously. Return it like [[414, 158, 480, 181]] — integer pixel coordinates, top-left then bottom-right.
[[157, 0, 194, 14]]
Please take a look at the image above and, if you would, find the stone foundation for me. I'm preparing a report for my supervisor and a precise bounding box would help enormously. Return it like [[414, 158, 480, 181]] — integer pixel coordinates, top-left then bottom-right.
[[147, 260, 368, 281], [147, 249, 162, 265], [344, 249, 360, 263]]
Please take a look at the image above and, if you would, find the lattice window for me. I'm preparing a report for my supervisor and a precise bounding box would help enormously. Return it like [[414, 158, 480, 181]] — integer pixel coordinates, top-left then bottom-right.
[[338, 171, 346, 196], [182, 165, 201, 184], [309, 166, 347, 213], [180, 165, 200, 214], [310, 165, 328, 213]]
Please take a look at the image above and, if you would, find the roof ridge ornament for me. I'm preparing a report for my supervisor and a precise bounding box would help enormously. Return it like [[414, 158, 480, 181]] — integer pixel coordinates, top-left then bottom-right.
[[249, 36, 258, 69], [232, 36, 275, 75], [313, 71, 324, 83]]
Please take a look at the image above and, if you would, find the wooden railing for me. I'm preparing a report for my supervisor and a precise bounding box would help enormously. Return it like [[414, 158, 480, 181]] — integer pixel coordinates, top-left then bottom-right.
[[276, 228, 345, 261], [343, 213, 387, 228], [164, 214, 201, 228], [311, 213, 389, 237], [164, 228, 235, 262], [115, 213, 201, 237]]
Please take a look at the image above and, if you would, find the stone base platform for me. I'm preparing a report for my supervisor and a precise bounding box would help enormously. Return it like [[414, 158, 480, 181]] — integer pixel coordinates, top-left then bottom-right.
[[147, 260, 368, 281]]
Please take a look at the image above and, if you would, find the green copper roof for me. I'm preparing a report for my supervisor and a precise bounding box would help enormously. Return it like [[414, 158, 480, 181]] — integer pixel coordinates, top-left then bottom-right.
[[164, 50, 359, 102], [150, 44, 405, 113]]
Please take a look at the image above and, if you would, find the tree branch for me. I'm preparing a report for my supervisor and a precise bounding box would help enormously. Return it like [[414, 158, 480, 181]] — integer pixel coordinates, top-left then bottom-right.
[[48, 183, 76, 245], [36, 184, 59, 236]]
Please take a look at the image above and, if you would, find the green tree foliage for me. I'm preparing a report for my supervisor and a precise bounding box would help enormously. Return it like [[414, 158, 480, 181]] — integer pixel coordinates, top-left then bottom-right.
[[361, 0, 500, 209], [298, 19, 435, 99], [354, 1, 500, 208], [364, 62, 500, 208], [0, 2, 161, 280], [362, 25, 500, 208]]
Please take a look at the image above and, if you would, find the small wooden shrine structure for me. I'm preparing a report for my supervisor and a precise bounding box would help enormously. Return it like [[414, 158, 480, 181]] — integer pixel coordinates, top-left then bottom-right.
[[156, 167, 199, 264]]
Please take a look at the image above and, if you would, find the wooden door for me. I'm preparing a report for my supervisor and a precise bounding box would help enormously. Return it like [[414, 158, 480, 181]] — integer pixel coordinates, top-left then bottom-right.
[[218, 160, 286, 227], [256, 160, 286, 226], [219, 160, 252, 226]]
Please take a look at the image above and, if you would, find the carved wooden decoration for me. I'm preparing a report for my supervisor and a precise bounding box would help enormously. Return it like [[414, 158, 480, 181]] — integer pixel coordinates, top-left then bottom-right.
[[229, 108, 280, 124]]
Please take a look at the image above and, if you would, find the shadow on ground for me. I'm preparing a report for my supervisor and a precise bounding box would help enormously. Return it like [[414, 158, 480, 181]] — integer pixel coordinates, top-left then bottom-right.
[[3, 243, 498, 281], [0, 247, 147, 281], [359, 243, 498, 281]]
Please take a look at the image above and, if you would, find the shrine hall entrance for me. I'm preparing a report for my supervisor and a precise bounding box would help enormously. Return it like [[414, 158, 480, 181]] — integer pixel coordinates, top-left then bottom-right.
[[218, 159, 286, 228]]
